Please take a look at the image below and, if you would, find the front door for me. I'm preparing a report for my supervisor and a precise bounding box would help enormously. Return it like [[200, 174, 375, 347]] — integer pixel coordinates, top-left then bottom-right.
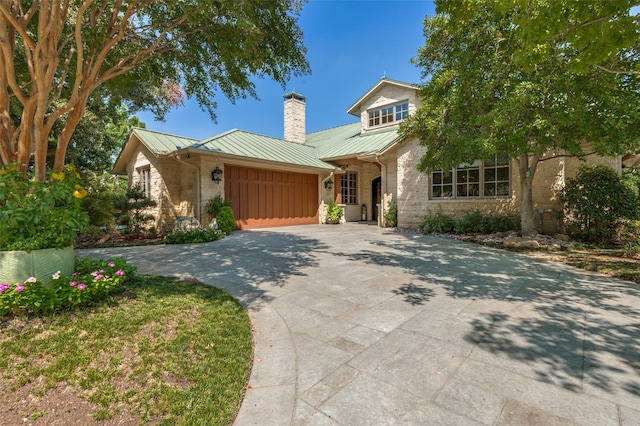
[[372, 177, 381, 222]]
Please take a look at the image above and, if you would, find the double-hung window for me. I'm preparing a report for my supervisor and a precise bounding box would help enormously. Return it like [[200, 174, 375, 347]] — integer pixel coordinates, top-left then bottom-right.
[[341, 172, 358, 204], [431, 154, 510, 199]]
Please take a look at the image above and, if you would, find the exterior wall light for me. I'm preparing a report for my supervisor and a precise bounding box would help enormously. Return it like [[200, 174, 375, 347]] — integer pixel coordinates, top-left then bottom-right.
[[324, 180, 334, 191], [211, 166, 223, 184]]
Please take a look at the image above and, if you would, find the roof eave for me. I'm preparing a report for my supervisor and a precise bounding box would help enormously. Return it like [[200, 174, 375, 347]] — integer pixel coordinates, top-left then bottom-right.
[[112, 132, 148, 175], [346, 78, 418, 116]]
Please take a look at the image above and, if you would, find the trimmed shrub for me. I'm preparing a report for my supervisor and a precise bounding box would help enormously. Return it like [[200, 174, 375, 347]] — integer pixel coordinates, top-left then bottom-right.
[[164, 229, 225, 244], [562, 164, 640, 244], [455, 210, 486, 233], [206, 195, 232, 218], [422, 209, 520, 234], [421, 209, 457, 234], [77, 224, 108, 242], [384, 200, 398, 227], [217, 206, 236, 235], [113, 184, 157, 237], [456, 210, 520, 233]]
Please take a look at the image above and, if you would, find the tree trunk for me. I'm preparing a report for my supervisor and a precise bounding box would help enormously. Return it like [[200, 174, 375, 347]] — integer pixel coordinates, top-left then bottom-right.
[[53, 98, 88, 171], [518, 153, 540, 237], [16, 101, 35, 172]]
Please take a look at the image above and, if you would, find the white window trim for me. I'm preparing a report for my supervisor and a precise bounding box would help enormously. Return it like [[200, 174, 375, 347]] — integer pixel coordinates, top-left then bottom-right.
[[367, 101, 409, 129], [430, 155, 511, 200]]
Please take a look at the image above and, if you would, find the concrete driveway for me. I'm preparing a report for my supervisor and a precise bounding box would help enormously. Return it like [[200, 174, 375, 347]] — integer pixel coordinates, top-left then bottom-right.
[[80, 223, 640, 425]]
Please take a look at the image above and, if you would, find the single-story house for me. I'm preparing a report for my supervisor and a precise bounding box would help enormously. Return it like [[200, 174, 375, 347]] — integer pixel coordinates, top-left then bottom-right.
[[113, 78, 623, 233]]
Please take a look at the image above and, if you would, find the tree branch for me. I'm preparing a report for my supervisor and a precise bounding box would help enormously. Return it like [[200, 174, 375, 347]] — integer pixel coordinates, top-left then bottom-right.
[[0, 0, 35, 51], [594, 64, 639, 75], [537, 151, 597, 163]]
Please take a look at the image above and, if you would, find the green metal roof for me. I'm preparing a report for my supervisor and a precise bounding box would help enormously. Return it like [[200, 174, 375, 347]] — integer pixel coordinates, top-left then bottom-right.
[[306, 122, 401, 160], [119, 122, 402, 173], [195, 129, 335, 170], [132, 128, 198, 154]]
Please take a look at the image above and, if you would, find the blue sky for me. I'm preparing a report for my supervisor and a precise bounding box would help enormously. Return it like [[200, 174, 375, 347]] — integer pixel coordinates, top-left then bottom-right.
[[137, 0, 436, 140]]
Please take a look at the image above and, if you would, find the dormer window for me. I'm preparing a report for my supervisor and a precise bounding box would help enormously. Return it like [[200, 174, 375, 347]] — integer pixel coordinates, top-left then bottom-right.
[[368, 101, 409, 129], [369, 110, 380, 127]]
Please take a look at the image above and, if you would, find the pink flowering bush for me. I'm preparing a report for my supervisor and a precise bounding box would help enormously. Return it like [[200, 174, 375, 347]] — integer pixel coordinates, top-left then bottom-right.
[[0, 257, 135, 316]]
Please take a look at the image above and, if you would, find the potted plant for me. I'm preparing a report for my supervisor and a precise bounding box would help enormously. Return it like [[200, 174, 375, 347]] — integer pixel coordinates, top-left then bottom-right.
[[0, 164, 89, 284], [325, 200, 344, 224]]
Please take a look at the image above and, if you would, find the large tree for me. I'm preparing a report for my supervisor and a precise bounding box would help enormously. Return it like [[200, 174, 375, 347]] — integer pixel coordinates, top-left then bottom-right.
[[401, 0, 640, 236], [56, 99, 144, 174], [0, 0, 309, 181], [505, 0, 639, 75]]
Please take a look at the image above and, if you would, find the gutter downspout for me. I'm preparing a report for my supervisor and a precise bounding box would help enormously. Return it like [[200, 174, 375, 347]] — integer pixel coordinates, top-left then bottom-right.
[[169, 152, 201, 223]]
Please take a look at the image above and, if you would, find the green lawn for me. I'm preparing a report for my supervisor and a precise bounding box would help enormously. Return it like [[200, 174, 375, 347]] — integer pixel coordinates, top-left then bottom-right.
[[0, 275, 252, 425]]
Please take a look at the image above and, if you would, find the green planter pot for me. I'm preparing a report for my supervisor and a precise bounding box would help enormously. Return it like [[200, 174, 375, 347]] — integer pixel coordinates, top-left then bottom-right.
[[0, 246, 75, 284]]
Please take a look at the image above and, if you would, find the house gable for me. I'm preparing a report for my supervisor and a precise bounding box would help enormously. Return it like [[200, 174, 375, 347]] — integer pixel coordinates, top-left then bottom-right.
[[113, 128, 198, 175], [346, 78, 419, 134]]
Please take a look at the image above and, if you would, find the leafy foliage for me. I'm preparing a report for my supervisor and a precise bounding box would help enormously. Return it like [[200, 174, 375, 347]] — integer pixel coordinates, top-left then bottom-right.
[[421, 210, 458, 234], [325, 200, 344, 223], [401, 1, 640, 236], [58, 99, 145, 173], [495, 0, 640, 75], [0, 257, 134, 317], [422, 209, 520, 234], [216, 206, 236, 235], [205, 194, 232, 218], [113, 184, 157, 238], [164, 229, 225, 244], [384, 200, 398, 227], [455, 210, 521, 234], [81, 172, 127, 228], [0, 164, 89, 250], [562, 165, 640, 243], [0, 0, 310, 181], [622, 167, 640, 198]]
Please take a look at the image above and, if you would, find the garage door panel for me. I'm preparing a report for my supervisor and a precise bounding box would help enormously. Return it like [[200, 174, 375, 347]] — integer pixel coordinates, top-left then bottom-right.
[[224, 165, 318, 230]]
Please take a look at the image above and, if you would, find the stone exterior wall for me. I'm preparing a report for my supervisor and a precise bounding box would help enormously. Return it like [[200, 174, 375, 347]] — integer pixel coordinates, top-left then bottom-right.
[[127, 146, 164, 231], [155, 158, 181, 233], [390, 138, 622, 234], [395, 138, 429, 229], [126, 145, 204, 233], [199, 157, 226, 224], [377, 152, 398, 226]]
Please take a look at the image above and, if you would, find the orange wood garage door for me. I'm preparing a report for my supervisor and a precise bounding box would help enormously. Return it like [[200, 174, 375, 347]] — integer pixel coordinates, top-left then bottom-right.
[[224, 166, 319, 229]]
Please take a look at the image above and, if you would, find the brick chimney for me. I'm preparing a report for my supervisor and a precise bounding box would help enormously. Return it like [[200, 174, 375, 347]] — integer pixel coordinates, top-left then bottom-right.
[[283, 92, 306, 144]]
